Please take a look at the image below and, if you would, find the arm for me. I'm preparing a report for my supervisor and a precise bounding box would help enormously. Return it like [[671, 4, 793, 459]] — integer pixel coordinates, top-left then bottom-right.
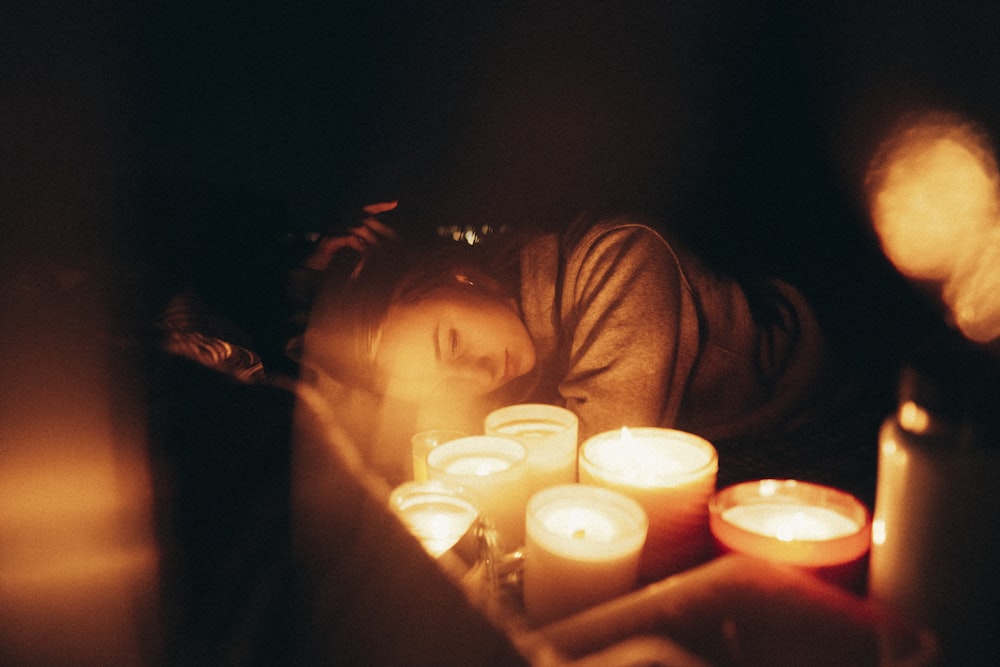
[[556, 221, 701, 439]]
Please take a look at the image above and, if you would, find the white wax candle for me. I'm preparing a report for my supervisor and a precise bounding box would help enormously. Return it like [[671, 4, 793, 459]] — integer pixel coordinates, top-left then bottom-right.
[[579, 427, 718, 581], [426, 436, 529, 551], [389, 481, 479, 558], [485, 404, 579, 494], [524, 484, 647, 624]]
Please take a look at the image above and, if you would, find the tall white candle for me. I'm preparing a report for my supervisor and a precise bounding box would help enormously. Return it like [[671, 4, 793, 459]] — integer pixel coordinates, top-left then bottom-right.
[[579, 427, 717, 582], [484, 404, 579, 494], [426, 436, 529, 551], [524, 484, 647, 624]]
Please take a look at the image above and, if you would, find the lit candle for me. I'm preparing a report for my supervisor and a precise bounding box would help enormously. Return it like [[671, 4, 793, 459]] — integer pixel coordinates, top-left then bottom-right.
[[484, 404, 579, 494], [426, 436, 530, 551], [523, 484, 648, 624], [389, 480, 480, 558], [579, 427, 718, 582], [410, 429, 467, 482], [709, 479, 871, 591]]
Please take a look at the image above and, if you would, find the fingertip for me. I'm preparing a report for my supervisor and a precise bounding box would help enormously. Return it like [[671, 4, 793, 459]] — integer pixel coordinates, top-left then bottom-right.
[[362, 200, 399, 215]]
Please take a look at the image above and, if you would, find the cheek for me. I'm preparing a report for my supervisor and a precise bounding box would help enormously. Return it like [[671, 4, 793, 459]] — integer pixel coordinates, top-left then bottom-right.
[[475, 308, 529, 350]]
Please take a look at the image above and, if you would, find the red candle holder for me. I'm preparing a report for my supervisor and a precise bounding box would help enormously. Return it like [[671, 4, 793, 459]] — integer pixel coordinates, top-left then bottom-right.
[[709, 479, 871, 592]]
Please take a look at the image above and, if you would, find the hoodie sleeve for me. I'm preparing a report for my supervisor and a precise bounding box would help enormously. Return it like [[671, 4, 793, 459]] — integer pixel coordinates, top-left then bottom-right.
[[556, 219, 701, 440]]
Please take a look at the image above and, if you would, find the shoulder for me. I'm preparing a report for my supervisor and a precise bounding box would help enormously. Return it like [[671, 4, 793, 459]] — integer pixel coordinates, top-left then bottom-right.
[[561, 213, 687, 277]]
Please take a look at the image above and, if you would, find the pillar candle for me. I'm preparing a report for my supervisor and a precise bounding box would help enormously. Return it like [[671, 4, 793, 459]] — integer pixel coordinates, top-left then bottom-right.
[[579, 427, 717, 582], [523, 484, 647, 624], [709, 479, 871, 591], [426, 436, 529, 551], [484, 404, 579, 494]]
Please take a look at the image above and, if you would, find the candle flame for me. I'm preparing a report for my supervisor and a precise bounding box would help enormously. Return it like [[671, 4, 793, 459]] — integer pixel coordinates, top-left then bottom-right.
[[758, 479, 783, 497], [619, 426, 634, 443], [898, 400, 930, 434]]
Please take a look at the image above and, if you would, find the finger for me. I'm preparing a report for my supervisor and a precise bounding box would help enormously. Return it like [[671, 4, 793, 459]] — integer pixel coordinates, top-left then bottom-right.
[[568, 635, 711, 667], [360, 215, 399, 241], [317, 236, 352, 254], [362, 200, 399, 215], [349, 225, 380, 247], [302, 236, 365, 270]]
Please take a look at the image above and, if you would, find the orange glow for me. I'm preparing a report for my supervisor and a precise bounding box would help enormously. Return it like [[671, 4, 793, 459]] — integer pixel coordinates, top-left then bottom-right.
[[898, 400, 931, 434], [0, 398, 161, 666], [866, 113, 1000, 342], [1, 264, 161, 664]]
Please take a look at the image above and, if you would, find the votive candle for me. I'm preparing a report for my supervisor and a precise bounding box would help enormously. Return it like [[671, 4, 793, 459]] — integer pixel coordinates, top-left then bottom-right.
[[523, 484, 647, 624], [579, 427, 718, 582], [389, 480, 479, 558], [411, 429, 467, 482], [710, 479, 871, 591], [484, 404, 579, 494], [426, 436, 530, 551]]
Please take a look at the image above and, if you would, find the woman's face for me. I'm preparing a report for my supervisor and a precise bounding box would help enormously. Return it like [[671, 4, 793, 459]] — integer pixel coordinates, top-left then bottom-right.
[[374, 284, 536, 400]]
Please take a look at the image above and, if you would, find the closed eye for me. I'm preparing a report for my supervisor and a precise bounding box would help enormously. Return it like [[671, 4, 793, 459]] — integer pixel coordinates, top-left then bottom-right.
[[434, 326, 460, 362]]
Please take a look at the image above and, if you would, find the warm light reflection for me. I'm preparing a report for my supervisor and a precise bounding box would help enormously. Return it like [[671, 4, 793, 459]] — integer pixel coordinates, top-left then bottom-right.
[[0, 407, 160, 667], [880, 430, 910, 468], [898, 400, 931, 433], [758, 479, 783, 497], [389, 481, 479, 558], [2, 259, 160, 664], [866, 112, 1000, 342], [871, 517, 887, 546]]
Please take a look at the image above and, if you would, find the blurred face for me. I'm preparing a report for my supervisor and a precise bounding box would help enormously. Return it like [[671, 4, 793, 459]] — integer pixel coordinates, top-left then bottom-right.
[[374, 284, 536, 400]]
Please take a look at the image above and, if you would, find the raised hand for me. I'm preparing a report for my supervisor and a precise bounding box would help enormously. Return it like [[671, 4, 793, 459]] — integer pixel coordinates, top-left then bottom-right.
[[303, 201, 400, 271]]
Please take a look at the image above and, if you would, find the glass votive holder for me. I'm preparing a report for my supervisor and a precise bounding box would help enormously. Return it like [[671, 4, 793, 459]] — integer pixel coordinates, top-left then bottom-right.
[[426, 436, 530, 552], [484, 403, 579, 494], [388, 480, 480, 559], [709, 479, 871, 592], [523, 484, 648, 625], [579, 427, 718, 582], [411, 429, 468, 482]]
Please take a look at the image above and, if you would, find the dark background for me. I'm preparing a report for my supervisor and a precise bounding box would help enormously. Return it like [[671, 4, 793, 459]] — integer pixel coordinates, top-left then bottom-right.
[[8, 1, 999, 386]]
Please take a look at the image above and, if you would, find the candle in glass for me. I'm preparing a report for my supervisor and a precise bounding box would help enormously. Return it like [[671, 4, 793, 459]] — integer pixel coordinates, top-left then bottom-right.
[[523, 484, 648, 624], [426, 436, 530, 551], [484, 404, 578, 494], [579, 427, 718, 582], [411, 429, 467, 482], [709, 479, 871, 591], [389, 480, 479, 558]]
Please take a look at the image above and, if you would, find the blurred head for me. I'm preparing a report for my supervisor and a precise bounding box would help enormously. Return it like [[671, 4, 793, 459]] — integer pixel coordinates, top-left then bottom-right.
[[865, 111, 1000, 343], [303, 233, 537, 401], [865, 112, 1000, 282]]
